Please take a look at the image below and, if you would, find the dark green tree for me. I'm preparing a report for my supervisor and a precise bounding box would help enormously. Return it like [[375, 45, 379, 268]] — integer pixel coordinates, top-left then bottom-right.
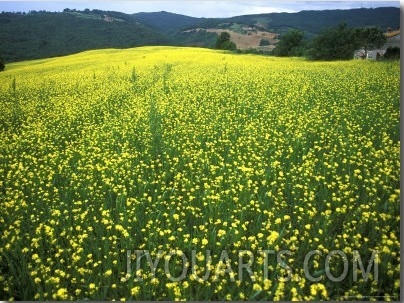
[[259, 39, 270, 46], [0, 56, 5, 72], [355, 27, 387, 58], [215, 32, 237, 51], [273, 29, 305, 57], [306, 22, 360, 60], [384, 46, 400, 60]]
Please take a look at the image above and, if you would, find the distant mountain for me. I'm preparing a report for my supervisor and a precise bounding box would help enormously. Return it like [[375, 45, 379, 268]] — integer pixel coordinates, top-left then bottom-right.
[[132, 7, 401, 51], [225, 7, 400, 37], [0, 7, 400, 63], [173, 7, 398, 39], [131, 11, 219, 48], [132, 11, 201, 34]]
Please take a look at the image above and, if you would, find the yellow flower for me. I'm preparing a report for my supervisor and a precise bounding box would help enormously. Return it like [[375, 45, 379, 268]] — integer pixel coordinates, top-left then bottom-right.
[[217, 229, 226, 237], [105, 269, 112, 276], [267, 231, 279, 245], [310, 284, 317, 296], [53, 288, 68, 300], [263, 279, 272, 290]]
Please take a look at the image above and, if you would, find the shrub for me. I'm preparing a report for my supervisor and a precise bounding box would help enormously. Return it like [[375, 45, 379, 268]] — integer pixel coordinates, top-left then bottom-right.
[[0, 56, 5, 72], [259, 39, 270, 46], [384, 46, 400, 60], [216, 32, 237, 51]]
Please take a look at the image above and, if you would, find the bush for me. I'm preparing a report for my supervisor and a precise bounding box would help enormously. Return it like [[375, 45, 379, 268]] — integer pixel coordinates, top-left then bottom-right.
[[384, 46, 400, 60], [0, 57, 5, 72], [216, 32, 237, 51], [306, 24, 386, 61], [259, 39, 270, 46], [306, 23, 360, 60], [273, 29, 305, 57]]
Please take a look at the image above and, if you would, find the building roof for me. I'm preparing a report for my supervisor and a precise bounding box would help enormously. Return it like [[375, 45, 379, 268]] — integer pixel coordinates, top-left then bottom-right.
[[385, 29, 400, 38]]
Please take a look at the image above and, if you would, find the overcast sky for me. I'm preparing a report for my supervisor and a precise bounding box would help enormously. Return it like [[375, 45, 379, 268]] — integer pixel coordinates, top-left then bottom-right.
[[0, 1, 400, 18]]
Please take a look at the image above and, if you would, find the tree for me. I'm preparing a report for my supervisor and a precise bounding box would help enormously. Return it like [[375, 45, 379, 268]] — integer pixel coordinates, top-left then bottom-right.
[[355, 27, 386, 59], [259, 39, 270, 46], [215, 32, 236, 51], [306, 22, 361, 60], [273, 29, 305, 57], [384, 46, 400, 60], [0, 56, 5, 72]]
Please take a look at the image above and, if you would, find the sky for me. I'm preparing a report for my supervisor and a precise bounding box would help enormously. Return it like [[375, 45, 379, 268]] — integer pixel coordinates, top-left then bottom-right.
[[0, 1, 401, 18]]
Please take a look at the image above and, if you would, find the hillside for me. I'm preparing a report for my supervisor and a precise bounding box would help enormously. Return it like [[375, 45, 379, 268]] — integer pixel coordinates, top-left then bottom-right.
[[139, 7, 400, 36], [136, 7, 400, 47], [0, 10, 171, 62], [226, 7, 400, 37], [132, 11, 200, 34], [132, 11, 219, 48], [0, 7, 400, 62]]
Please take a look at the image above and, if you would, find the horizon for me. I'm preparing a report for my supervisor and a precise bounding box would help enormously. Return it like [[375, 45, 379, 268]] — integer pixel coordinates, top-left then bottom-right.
[[0, 1, 401, 18]]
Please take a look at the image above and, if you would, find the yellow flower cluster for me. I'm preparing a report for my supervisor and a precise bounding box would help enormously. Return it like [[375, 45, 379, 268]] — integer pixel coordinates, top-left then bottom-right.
[[0, 46, 399, 300]]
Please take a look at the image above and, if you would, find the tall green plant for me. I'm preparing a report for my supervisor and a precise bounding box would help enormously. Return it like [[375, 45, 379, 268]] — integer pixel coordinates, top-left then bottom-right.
[[216, 32, 237, 51], [306, 22, 360, 60], [273, 29, 305, 57], [355, 27, 387, 58]]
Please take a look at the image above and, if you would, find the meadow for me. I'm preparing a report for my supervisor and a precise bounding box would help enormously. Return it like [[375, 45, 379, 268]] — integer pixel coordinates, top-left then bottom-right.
[[0, 47, 400, 300]]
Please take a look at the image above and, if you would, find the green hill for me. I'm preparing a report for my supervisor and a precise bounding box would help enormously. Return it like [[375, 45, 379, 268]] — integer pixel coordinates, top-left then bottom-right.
[[131, 7, 400, 44], [0, 10, 171, 62], [132, 11, 201, 34], [226, 7, 400, 37], [132, 11, 218, 47]]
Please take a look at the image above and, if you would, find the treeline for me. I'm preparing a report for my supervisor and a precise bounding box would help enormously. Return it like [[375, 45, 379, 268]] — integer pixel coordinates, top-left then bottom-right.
[[272, 23, 398, 60]]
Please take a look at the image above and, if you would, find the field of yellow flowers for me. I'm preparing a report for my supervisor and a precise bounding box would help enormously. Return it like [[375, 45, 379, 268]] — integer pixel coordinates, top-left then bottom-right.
[[0, 47, 400, 300]]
